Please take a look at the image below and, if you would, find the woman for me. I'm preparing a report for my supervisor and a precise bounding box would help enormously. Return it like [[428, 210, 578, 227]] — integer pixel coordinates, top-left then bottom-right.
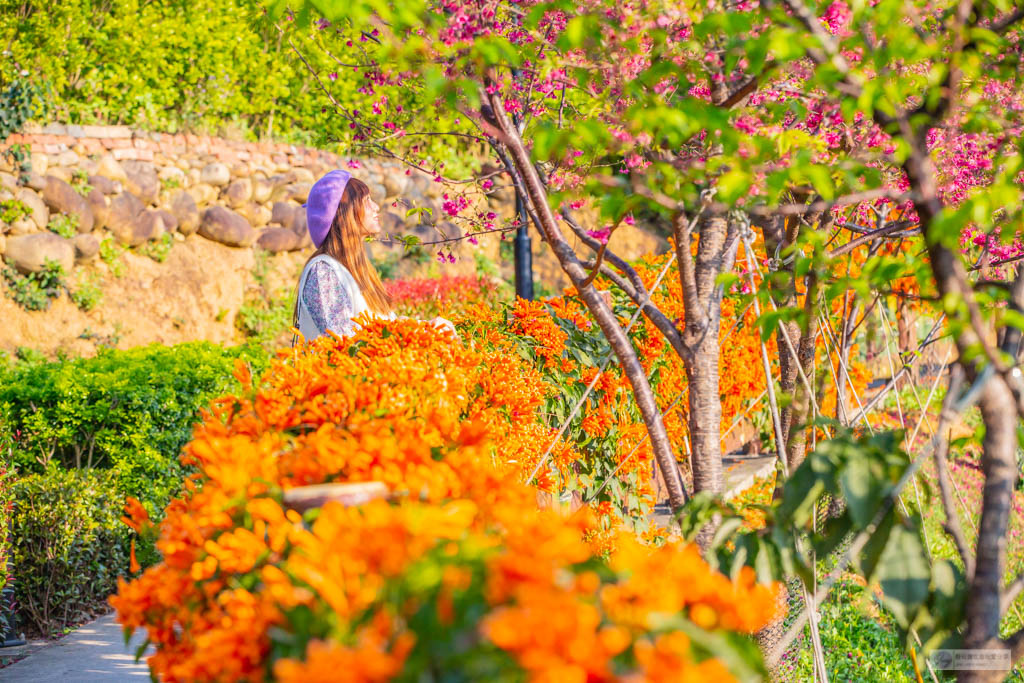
[[293, 169, 453, 341]]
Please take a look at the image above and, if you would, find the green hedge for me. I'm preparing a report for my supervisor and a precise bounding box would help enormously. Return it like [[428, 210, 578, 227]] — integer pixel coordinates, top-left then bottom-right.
[[10, 468, 129, 637], [1, 342, 269, 636], [0, 342, 268, 512], [0, 0, 358, 144], [0, 408, 13, 641]]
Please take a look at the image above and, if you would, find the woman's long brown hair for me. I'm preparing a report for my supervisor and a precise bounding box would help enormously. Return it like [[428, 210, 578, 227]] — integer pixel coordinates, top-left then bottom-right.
[[293, 178, 392, 328]]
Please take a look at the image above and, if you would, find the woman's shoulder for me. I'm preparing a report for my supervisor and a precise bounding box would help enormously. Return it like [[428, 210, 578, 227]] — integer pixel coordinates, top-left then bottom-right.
[[305, 254, 356, 281]]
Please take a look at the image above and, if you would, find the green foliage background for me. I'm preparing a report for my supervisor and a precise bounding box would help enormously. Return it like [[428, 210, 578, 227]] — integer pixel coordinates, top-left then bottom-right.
[[0, 342, 270, 636], [0, 342, 268, 512], [0, 0, 355, 145]]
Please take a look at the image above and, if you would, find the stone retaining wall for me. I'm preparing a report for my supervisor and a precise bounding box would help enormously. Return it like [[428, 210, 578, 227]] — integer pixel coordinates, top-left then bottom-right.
[[0, 123, 470, 279], [1, 122, 666, 323], [6, 122, 340, 168]]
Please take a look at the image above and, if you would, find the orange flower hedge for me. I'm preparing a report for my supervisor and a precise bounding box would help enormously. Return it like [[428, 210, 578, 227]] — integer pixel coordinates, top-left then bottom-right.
[[112, 318, 781, 681]]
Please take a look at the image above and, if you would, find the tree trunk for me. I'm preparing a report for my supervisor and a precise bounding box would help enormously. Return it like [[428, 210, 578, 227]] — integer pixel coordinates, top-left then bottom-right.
[[903, 139, 1020, 680], [896, 296, 915, 390], [897, 296, 915, 356], [834, 297, 859, 427], [485, 89, 690, 511], [674, 212, 740, 551], [760, 217, 802, 449], [961, 377, 1017, 683], [686, 347, 724, 495], [678, 213, 738, 497]]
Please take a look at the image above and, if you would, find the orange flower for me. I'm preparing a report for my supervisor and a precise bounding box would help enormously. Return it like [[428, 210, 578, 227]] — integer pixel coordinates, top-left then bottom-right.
[[112, 317, 782, 682], [121, 496, 150, 533]]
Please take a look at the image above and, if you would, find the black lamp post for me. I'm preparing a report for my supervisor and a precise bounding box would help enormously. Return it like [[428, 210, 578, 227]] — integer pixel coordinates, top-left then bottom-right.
[[508, 70, 534, 301], [513, 190, 533, 300]]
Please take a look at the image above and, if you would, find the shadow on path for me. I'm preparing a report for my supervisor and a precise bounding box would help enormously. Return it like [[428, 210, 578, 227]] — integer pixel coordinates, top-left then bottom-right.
[[1, 613, 150, 682], [651, 452, 777, 529]]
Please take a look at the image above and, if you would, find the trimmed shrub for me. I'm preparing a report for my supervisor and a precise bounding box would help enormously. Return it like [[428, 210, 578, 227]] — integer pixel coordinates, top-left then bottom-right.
[[0, 342, 268, 511], [0, 405, 14, 641], [11, 467, 129, 636]]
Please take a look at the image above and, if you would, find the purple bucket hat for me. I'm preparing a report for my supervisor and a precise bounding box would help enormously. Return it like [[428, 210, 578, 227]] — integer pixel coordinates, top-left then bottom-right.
[[304, 169, 352, 247]]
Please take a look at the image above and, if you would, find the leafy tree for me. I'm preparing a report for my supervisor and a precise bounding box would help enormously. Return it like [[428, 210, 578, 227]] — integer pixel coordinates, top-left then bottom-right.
[[280, 0, 1024, 676]]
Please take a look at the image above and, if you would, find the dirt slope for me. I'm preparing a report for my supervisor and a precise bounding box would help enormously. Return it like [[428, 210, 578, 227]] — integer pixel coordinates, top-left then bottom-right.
[[0, 236, 304, 358]]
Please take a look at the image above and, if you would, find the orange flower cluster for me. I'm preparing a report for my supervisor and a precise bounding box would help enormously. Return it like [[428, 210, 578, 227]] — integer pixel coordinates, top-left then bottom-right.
[[631, 248, 869, 451], [498, 294, 662, 517], [728, 473, 777, 532], [508, 298, 570, 369], [112, 318, 781, 682]]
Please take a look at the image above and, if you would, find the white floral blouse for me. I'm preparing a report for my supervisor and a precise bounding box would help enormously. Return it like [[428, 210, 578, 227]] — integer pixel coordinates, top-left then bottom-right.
[[296, 255, 391, 341]]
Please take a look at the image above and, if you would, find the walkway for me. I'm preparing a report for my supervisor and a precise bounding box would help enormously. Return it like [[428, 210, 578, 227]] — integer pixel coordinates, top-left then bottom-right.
[[651, 452, 777, 528], [1, 613, 150, 682], [0, 455, 775, 681]]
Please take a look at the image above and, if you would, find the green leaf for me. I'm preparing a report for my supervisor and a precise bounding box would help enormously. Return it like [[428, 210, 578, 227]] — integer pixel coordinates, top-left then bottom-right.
[[133, 639, 151, 663], [875, 523, 931, 628], [717, 169, 751, 204], [855, 507, 895, 579], [674, 618, 769, 681], [558, 16, 593, 49], [406, 206, 433, 219], [776, 455, 826, 528], [756, 308, 790, 342], [838, 448, 876, 527], [711, 516, 745, 550]]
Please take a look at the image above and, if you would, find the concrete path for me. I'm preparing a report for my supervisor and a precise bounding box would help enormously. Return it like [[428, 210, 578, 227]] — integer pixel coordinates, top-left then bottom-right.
[[651, 452, 777, 529], [720, 452, 777, 499], [0, 613, 150, 682]]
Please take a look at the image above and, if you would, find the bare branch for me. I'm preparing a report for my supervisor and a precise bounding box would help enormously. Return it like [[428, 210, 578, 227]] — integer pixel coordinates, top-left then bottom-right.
[[991, 7, 1024, 33], [932, 370, 975, 579], [595, 174, 913, 217], [829, 221, 920, 257], [585, 260, 692, 364]]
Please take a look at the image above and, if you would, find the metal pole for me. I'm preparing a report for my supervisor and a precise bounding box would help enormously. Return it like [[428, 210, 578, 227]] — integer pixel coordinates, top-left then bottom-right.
[[513, 190, 534, 300], [508, 66, 534, 301]]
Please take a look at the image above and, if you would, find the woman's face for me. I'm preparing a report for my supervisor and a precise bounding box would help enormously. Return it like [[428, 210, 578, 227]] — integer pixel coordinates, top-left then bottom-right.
[[362, 196, 382, 236]]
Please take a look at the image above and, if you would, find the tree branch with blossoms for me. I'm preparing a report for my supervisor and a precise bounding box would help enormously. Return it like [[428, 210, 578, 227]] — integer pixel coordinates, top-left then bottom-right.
[[278, 0, 1024, 674]]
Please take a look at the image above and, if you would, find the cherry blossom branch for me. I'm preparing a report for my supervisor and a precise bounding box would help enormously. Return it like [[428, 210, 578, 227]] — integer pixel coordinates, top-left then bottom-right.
[[286, 31, 492, 186], [829, 220, 920, 257], [597, 174, 913, 217], [483, 72, 690, 510], [376, 224, 515, 248], [991, 7, 1024, 33], [971, 252, 1024, 271]]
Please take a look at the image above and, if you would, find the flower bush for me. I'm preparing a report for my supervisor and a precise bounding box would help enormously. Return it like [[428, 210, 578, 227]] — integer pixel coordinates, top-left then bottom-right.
[[443, 254, 779, 532], [2, 1, 336, 142], [454, 292, 665, 535], [386, 274, 501, 319], [112, 317, 782, 681]]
